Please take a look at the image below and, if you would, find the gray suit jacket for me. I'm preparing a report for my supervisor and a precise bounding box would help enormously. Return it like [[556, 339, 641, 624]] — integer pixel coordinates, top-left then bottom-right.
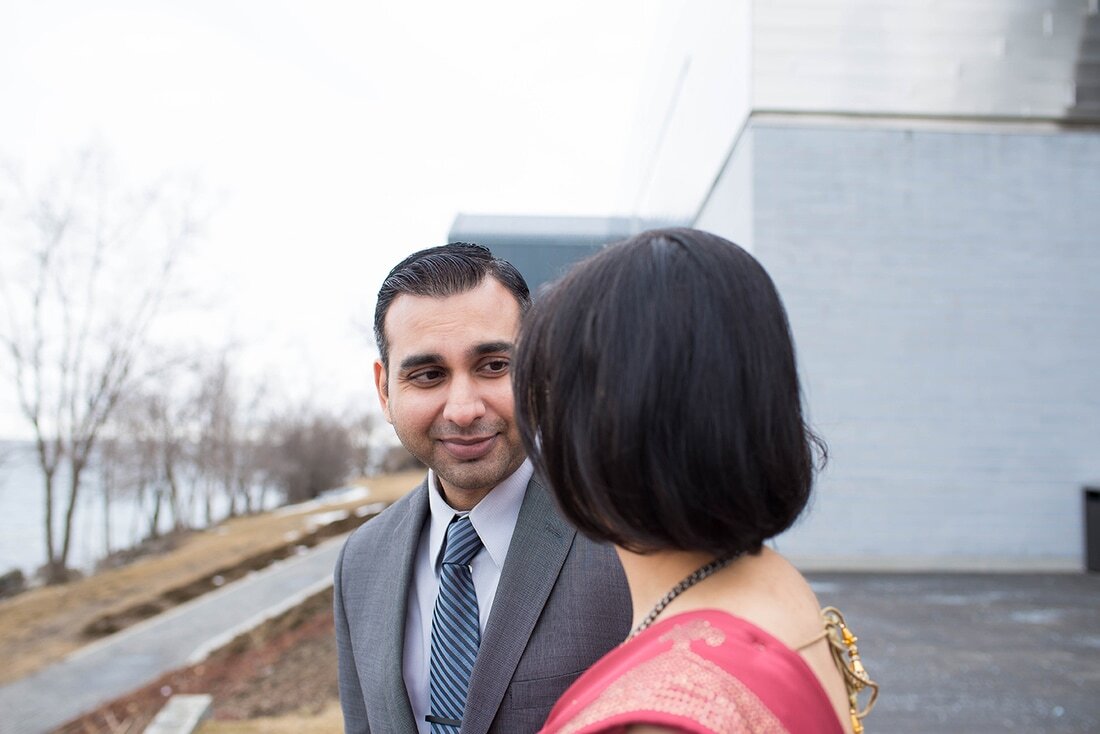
[[334, 474, 631, 734]]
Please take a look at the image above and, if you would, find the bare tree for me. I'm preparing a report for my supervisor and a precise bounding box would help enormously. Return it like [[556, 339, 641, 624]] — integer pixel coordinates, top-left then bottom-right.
[[0, 440, 11, 481], [120, 385, 194, 540], [94, 357, 202, 559], [348, 409, 381, 479], [96, 433, 124, 557], [195, 356, 246, 518], [264, 409, 354, 504], [0, 146, 203, 582], [191, 355, 275, 519]]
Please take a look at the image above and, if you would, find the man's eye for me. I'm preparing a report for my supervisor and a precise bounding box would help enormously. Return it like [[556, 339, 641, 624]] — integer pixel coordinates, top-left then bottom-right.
[[409, 369, 444, 384], [481, 359, 509, 375]]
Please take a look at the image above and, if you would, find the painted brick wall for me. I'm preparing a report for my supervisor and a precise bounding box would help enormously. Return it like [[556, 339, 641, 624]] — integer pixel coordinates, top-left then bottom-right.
[[701, 121, 1100, 568]]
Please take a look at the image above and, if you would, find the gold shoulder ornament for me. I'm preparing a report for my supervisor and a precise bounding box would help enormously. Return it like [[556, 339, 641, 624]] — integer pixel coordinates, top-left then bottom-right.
[[821, 606, 879, 734]]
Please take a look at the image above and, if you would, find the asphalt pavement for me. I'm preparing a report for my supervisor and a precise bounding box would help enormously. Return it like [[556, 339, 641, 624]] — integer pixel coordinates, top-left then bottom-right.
[[806, 571, 1100, 733]]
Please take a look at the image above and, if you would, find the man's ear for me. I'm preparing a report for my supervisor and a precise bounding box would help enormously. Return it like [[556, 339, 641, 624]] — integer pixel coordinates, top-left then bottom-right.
[[373, 359, 393, 424]]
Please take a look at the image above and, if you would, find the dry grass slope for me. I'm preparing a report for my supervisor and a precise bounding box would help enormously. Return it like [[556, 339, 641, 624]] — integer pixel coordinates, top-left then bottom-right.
[[0, 469, 422, 688]]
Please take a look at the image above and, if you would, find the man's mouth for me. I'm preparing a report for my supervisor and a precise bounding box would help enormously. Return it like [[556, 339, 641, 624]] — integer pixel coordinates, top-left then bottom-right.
[[439, 435, 497, 461]]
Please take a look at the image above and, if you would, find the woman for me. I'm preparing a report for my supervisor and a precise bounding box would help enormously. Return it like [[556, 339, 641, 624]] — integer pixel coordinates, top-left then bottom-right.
[[513, 228, 877, 734]]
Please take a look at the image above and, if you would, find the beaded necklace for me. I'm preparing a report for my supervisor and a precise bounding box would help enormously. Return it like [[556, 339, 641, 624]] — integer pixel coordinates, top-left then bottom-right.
[[627, 552, 741, 640]]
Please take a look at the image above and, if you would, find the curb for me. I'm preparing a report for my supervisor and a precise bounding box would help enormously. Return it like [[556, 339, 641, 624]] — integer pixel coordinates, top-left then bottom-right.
[[145, 694, 212, 734]]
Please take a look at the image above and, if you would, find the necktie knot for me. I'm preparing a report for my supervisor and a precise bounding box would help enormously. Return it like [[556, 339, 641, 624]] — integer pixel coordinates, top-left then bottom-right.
[[442, 515, 482, 567]]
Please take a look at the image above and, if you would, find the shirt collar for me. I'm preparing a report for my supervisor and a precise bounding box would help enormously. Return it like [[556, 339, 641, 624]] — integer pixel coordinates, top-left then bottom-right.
[[426, 459, 533, 572]]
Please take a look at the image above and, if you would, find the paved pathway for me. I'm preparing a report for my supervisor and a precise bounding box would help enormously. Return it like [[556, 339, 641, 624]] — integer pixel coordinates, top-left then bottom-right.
[[0, 534, 346, 734]]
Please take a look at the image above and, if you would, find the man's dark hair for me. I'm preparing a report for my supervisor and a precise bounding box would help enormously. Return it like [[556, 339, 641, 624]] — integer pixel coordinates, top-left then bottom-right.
[[374, 242, 531, 368], [513, 227, 826, 558]]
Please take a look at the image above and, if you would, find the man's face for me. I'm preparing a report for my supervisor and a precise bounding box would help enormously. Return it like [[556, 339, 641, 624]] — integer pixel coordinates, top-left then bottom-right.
[[374, 278, 526, 508]]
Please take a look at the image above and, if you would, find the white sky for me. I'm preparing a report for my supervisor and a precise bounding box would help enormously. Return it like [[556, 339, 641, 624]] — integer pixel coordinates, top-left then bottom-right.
[[0, 0, 664, 439]]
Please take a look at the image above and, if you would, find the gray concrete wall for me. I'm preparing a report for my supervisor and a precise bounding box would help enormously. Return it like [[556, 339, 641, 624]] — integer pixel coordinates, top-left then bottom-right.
[[699, 117, 1100, 569]]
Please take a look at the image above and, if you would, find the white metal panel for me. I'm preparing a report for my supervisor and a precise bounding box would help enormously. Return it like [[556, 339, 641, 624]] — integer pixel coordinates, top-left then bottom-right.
[[753, 0, 1100, 119]]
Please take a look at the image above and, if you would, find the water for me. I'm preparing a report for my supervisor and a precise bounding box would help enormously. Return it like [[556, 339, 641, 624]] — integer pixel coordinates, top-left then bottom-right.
[[0, 440, 275, 579]]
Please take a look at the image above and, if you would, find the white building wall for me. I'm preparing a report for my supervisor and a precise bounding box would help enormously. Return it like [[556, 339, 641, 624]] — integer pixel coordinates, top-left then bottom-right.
[[701, 119, 1100, 569], [630, 0, 1100, 568], [752, 1, 1093, 118]]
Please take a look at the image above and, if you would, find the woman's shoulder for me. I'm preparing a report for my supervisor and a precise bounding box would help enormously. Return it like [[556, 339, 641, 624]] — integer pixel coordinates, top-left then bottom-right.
[[703, 550, 858, 733], [720, 547, 827, 648]]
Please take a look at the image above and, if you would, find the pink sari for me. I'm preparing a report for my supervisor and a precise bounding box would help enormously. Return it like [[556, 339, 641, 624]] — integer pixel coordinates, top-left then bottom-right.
[[538, 610, 843, 734]]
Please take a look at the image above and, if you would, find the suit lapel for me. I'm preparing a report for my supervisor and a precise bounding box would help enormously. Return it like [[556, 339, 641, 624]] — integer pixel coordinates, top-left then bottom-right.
[[461, 477, 575, 734], [374, 480, 429, 734]]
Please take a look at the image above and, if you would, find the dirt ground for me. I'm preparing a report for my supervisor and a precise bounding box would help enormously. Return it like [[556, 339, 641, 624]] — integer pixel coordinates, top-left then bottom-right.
[[0, 469, 424, 733]]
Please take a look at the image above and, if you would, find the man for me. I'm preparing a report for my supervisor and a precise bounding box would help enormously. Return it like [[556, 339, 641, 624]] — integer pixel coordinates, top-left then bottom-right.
[[334, 243, 631, 734]]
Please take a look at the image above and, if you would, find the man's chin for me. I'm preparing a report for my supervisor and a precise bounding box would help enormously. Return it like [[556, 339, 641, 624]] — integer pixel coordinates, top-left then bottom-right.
[[435, 456, 513, 493]]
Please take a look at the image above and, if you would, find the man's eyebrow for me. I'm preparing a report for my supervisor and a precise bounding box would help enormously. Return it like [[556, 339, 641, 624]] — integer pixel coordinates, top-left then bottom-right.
[[398, 353, 444, 372], [397, 343, 512, 373], [472, 341, 513, 357]]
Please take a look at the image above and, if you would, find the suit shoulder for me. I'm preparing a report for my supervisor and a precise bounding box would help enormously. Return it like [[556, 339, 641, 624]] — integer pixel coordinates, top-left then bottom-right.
[[566, 532, 627, 581], [341, 483, 424, 553]]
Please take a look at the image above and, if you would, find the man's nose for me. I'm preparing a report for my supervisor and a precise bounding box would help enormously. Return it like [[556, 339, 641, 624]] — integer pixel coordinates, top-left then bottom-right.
[[442, 376, 486, 426]]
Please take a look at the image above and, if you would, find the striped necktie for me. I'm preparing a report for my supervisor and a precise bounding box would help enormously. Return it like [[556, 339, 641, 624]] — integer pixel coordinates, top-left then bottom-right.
[[428, 515, 483, 733]]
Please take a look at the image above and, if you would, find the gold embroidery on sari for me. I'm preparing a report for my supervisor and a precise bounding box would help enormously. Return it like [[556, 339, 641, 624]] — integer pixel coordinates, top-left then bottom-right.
[[557, 620, 789, 734]]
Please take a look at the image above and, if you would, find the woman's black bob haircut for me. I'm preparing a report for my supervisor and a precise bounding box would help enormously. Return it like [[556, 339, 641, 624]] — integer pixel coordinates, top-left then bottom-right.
[[513, 227, 825, 557]]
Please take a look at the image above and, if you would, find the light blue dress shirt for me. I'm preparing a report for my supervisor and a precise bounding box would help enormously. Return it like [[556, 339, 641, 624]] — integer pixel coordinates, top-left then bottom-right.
[[402, 459, 533, 734]]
